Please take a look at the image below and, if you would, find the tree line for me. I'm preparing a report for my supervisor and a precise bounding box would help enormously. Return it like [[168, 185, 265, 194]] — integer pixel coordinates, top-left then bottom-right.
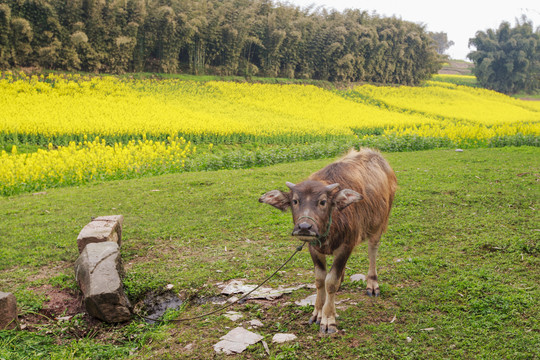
[[468, 16, 539, 94], [0, 0, 443, 85]]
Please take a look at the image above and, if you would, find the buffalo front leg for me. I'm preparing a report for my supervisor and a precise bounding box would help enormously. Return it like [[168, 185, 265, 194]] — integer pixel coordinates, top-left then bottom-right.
[[308, 246, 326, 325], [320, 244, 352, 334], [366, 235, 381, 297]]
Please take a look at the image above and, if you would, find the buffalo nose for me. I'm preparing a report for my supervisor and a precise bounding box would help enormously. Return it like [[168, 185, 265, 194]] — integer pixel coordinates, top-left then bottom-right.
[[299, 222, 312, 230]]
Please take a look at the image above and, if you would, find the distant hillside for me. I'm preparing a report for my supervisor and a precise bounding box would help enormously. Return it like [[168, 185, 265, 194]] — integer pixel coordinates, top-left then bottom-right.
[[439, 60, 474, 75]]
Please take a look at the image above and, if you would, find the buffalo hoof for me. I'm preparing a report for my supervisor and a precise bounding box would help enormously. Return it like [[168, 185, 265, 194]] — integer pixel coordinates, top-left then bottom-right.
[[367, 288, 380, 297], [308, 316, 321, 325], [319, 323, 338, 335]]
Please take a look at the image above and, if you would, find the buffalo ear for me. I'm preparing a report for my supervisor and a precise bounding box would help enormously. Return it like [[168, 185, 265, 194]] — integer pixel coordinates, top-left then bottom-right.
[[333, 189, 363, 210], [259, 190, 290, 211]]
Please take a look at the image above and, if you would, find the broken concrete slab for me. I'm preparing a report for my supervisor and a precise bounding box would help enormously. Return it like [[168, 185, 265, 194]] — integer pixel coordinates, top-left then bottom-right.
[[0, 292, 17, 330], [213, 327, 263, 355], [77, 215, 124, 253], [74, 242, 132, 323], [272, 333, 297, 343], [219, 280, 307, 300]]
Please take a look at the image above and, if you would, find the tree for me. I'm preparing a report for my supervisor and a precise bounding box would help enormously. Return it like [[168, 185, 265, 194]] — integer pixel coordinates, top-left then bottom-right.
[[0, 3, 11, 67], [429, 31, 454, 56], [10, 17, 33, 66], [468, 16, 539, 94], [0, 0, 443, 84]]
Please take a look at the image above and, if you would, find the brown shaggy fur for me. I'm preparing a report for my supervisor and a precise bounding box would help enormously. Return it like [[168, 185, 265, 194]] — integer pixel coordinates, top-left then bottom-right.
[[309, 148, 397, 254]]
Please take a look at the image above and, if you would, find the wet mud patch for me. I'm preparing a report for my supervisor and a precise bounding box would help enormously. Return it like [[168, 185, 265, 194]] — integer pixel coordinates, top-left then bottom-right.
[[141, 291, 184, 323]]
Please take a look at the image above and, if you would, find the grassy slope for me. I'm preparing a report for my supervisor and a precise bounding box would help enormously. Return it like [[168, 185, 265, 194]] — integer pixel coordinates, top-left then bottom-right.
[[0, 147, 539, 359]]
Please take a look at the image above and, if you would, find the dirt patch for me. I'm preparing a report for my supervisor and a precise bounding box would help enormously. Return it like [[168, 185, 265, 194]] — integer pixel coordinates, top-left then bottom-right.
[[21, 285, 85, 329], [41, 285, 84, 317], [438, 60, 474, 75]]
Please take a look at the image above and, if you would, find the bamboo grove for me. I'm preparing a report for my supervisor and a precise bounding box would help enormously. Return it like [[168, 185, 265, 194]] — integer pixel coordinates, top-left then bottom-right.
[[0, 0, 442, 84]]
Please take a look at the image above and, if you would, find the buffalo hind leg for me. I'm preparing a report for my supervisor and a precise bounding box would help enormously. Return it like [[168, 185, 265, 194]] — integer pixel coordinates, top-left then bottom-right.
[[309, 247, 326, 326], [320, 244, 352, 334], [366, 234, 381, 297]]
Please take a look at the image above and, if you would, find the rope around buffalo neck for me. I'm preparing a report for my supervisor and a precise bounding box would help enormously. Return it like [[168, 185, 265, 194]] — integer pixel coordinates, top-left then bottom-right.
[[137, 241, 307, 324]]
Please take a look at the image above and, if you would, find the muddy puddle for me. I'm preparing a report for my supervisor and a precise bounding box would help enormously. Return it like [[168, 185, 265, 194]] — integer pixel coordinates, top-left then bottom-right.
[[143, 291, 184, 323]]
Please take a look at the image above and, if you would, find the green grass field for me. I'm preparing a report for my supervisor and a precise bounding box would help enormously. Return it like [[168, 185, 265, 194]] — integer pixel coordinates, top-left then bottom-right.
[[1, 147, 538, 359]]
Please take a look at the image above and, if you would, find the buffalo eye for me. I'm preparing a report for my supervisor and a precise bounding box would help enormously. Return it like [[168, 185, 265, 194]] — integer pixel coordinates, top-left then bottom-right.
[[319, 199, 327, 206], [292, 199, 299, 205]]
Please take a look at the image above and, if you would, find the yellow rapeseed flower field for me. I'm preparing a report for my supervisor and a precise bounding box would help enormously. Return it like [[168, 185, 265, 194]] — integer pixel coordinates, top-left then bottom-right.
[[0, 71, 538, 195], [0, 136, 194, 195]]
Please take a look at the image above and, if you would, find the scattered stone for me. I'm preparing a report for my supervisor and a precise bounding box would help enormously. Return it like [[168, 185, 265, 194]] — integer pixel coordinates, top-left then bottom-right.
[[213, 327, 263, 355], [0, 292, 17, 330], [406, 337, 412, 343], [184, 343, 194, 351], [219, 280, 306, 300], [420, 327, 435, 331], [455, 149, 464, 152], [249, 319, 264, 328], [77, 215, 124, 253], [350, 274, 366, 282], [262, 340, 270, 355], [295, 294, 316, 306], [74, 242, 132, 323], [224, 311, 243, 321], [272, 333, 297, 343]]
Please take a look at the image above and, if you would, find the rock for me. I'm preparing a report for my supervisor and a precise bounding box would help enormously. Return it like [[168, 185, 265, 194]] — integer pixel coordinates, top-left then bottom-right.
[[350, 274, 366, 282], [74, 242, 132, 322], [272, 333, 297, 343], [219, 279, 306, 300], [295, 294, 317, 306], [213, 327, 263, 355], [77, 215, 124, 253], [249, 319, 264, 328], [455, 149, 464, 152], [406, 336, 412, 343], [224, 311, 243, 321], [262, 340, 270, 355], [0, 292, 17, 330]]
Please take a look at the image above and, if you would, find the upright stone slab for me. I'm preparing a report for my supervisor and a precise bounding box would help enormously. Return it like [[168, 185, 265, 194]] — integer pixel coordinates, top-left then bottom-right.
[[0, 292, 17, 330], [77, 215, 124, 253], [74, 242, 132, 323]]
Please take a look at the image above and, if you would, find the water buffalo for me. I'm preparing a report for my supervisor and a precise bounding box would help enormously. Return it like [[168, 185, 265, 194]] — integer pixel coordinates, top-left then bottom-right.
[[259, 148, 397, 334]]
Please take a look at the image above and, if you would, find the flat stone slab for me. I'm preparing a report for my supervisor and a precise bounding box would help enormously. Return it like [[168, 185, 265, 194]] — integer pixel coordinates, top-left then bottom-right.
[[77, 215, 123, 253], [272, 333, 297, 343], [350, 274, 366, 282], [0, 292, 17, 330], [295, 294, 317, 306], [219, 279, 306, 300], [214, 327, 263, 355], [74, 242, 131, 322]]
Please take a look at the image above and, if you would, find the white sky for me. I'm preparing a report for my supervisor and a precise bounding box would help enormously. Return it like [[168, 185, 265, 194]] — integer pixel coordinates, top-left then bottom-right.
[[282, 0, 540, 61]]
